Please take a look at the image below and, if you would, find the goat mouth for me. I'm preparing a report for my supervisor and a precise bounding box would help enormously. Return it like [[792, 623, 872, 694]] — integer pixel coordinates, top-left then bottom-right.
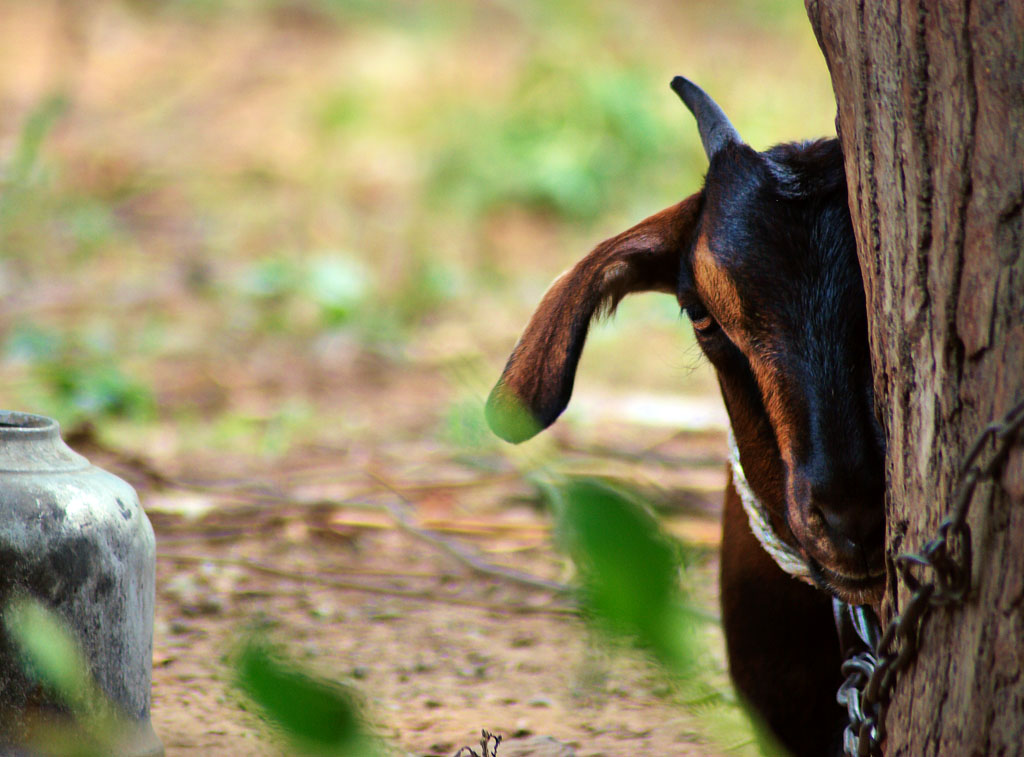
[[811, 562, 886, 603]]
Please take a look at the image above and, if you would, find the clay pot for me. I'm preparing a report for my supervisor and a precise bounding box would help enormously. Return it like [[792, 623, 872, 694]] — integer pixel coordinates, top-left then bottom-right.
[[0, 410, 162, 756]]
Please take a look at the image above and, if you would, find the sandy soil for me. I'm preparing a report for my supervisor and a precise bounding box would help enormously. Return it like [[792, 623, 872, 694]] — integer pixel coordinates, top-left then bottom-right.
[[86, 427, 740, 757]]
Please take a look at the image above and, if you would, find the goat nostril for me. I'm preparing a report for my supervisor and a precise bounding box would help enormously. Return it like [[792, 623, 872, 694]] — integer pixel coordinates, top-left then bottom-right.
[[817, 504, 883, 548]]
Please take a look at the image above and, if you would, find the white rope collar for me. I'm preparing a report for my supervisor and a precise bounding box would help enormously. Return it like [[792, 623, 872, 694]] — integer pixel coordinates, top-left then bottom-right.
[[727, 430, 814, 583]]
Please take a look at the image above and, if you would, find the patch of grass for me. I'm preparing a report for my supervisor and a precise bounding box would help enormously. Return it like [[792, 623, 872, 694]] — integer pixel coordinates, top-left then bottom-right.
[[426, 59, 698, 224], [229, 247, 460, 351], [3, 324, 155, 425], [234, 253, 375, 332]]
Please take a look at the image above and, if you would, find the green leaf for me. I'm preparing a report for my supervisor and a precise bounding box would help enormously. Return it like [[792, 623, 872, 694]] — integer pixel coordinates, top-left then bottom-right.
[[4, 597, 93, 709], [3, 596, 130, 756], [556, 477, 705, 676], [236, 640, 382, 756]]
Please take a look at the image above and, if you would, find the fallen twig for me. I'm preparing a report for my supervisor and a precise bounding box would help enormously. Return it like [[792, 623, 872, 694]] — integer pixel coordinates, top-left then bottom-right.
[[365, 468, 571, 596], [158, 553, 576, 616]]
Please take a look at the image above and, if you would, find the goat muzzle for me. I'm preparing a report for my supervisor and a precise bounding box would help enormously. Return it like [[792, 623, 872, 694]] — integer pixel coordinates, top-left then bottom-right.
[[787, 468, 886, 603]]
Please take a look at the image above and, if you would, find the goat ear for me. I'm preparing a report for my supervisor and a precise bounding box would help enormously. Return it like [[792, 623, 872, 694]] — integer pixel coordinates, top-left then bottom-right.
[[486, 192, 703, 443]]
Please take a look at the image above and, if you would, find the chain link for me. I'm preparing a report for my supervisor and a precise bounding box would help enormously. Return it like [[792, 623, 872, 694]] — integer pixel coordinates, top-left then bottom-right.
[[837, 398, 1024, 757]]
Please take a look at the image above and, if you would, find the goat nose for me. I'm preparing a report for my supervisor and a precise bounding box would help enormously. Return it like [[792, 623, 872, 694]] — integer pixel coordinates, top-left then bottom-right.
[[804, 466, 885, 546], [815, 501, 884, 548]]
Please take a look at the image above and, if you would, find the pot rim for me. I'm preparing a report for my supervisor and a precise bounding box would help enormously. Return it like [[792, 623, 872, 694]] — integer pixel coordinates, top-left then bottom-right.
[[0, 410, 60, 439]]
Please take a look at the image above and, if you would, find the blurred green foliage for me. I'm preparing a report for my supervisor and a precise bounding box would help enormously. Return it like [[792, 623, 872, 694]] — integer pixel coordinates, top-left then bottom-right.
[[4, 598, 96, 714], [0, 94, 68, 244], [552, 477, 704, 674], [2, 597, 134, 756], [235, 253, 373, 330], [235, 638, 383, 757], [428, 63, 684, 222], [3, 323, 154, 424], [540, 475, 788, 756]]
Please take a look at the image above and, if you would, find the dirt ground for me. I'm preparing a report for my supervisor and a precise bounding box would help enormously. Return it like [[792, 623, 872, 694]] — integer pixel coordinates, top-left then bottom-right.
[[74, 410, 740, 757]]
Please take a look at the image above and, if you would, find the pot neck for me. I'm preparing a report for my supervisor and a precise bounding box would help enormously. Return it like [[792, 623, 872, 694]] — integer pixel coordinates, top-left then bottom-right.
[[0, 411, 91, 473]]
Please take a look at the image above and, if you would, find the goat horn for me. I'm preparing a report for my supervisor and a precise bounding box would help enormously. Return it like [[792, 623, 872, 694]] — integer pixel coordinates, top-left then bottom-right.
[[670, 76, 742, 160]]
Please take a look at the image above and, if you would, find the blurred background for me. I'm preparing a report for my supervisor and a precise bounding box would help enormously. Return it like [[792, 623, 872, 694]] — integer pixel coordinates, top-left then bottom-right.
[[0, 0, 835, 452], [0, 1, 837, 754]]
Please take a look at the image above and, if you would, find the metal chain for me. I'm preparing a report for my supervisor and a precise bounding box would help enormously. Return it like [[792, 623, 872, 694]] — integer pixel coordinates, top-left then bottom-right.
[[837, 398, 1024, 757]]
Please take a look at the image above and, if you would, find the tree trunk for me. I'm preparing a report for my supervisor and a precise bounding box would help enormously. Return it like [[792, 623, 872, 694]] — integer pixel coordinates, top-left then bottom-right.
[[805, 1, 1024, 754]]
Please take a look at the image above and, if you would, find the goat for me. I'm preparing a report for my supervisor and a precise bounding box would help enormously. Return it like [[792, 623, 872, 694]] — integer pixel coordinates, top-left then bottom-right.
[[484, 78, 885, 756]]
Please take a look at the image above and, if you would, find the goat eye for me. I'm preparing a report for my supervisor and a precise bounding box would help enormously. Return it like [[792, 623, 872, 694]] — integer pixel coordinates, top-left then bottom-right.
[[684, 303, 717, 334]]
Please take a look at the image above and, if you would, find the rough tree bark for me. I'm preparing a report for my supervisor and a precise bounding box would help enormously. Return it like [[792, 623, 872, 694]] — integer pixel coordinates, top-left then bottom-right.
[[805, 1, 1024, 755]]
